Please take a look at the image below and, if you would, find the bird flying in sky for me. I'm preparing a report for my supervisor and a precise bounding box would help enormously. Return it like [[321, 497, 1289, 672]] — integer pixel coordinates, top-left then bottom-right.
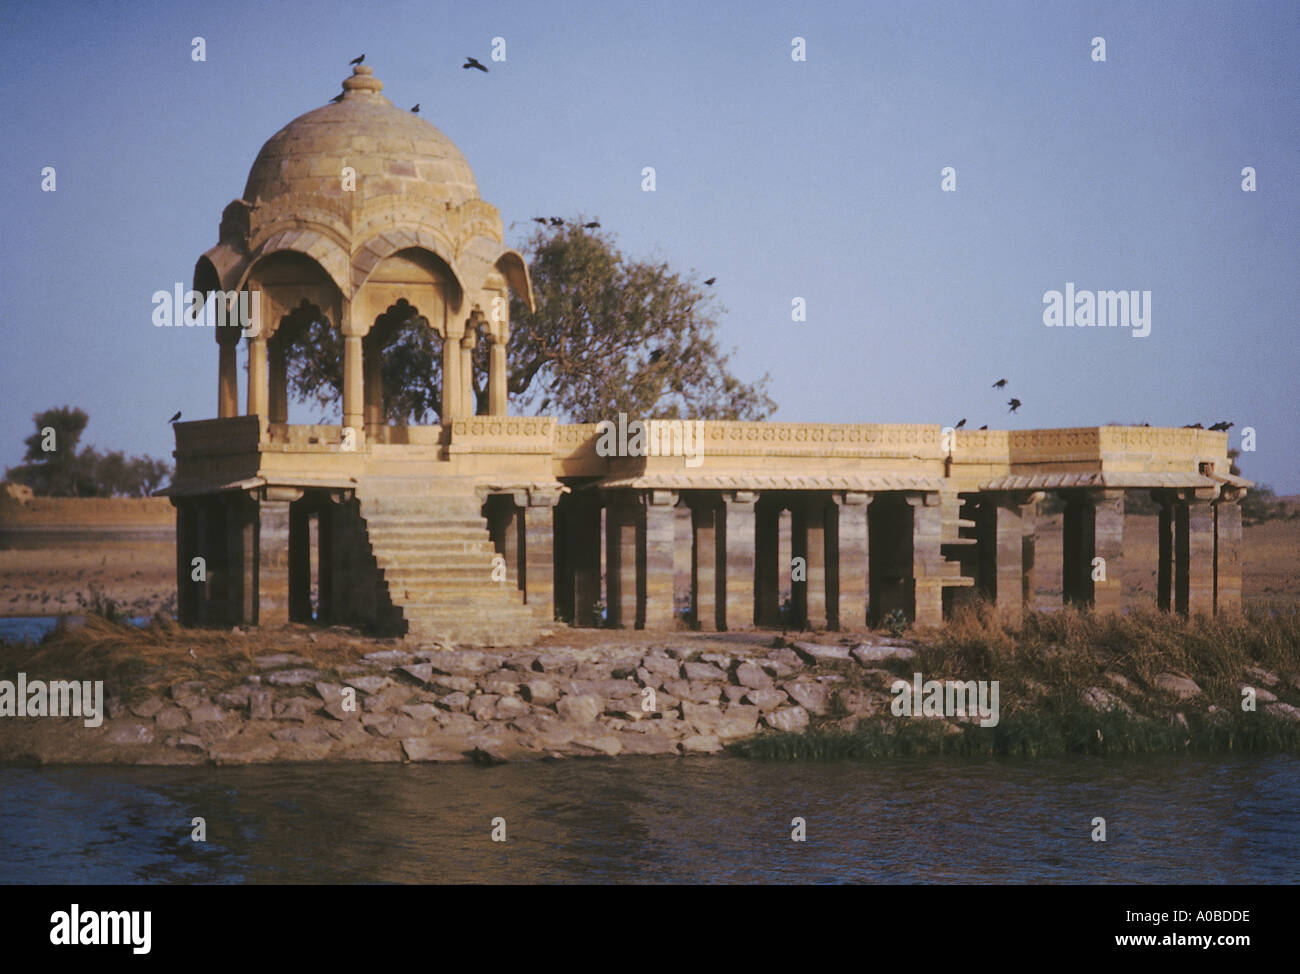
[[1007, 398, 1022, 413], [463, 57, 488, 72]]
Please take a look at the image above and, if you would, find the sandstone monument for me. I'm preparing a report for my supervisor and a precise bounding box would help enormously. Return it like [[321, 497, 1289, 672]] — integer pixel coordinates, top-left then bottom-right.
[[166, 65, 1250, 644]]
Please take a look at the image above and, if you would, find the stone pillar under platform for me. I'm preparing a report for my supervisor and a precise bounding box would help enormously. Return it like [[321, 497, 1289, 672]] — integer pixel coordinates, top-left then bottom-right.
[[570, 493, 603, 627], [1214, 494, 1243, 614], [523, 491, 557, 617], [175, 499, 197, 626], [226, 491, 257, 626], [801, 495, 830, 630], [722, 492, 758, 630], [605, 491, 640, 628], [257, 491, 298, 626], [1091, 489, 1125, 616], [643, 491, 678, 629], [990, 494, 1027, 628], [754, 497, 780, 627], [1179, 495, 1216, 616], [690, 494, 722, 631], [830, 492, 870, 631], [218, 341, 239, 418], [906, 493, 944, 627]]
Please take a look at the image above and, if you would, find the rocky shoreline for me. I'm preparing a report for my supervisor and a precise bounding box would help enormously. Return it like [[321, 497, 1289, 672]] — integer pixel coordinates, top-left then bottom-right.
[[1, 628, 940, 765], [4, 613, 1299, 767]]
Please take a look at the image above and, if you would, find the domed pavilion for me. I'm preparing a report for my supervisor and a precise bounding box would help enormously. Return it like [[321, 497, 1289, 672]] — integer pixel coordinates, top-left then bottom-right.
[[166, 65, 1249, 645]]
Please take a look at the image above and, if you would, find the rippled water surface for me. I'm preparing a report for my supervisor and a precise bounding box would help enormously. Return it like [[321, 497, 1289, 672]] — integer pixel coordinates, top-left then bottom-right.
[[1, 754, 1296, 883]]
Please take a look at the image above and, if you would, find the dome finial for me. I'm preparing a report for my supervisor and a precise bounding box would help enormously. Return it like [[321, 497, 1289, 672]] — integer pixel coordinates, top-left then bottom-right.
[[340, 63, 383, 99]]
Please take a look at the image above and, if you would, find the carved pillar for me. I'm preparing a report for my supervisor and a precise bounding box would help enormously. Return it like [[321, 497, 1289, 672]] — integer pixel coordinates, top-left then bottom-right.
[[524, 490, 557, 617], [460, 329, 477, 417], [644, 490, 678, 629], [175, 499, 197, 626], [831, 492, 869, 631], [488, 326, 509, 416], [268, 338, 288, 424], [226, 491, 257, 626], [218, 341, 239, 418], [605, 491, 639, 628], [246, 335, 268, 419], [906, 492, 944, 627], [1178, 494, 1216, 616], [989, 494, 1026, 627], [1091, 489, 1125, 615], [289, 501, 312, 622], [1214, 492, 1243, 615], [342, 335, 364, 435], [755, 497, 780, 626], [572, 492, 603, 627], [690, 493, 723, 631], [1155, 492, 1173, 612], [801, 495, 830, 630], [363, 334, 383, 430], [722, 492, 758, 630], [441, 321, 463, 422], [257, 490, 299, 626]]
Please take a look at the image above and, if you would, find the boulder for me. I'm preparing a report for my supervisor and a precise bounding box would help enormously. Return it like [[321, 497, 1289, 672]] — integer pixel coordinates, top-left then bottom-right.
[[495, 696, 529, 721], [273, 697, 313, 722], [267, 669, 322, 687], [468, 694, 501, 721], [743, 688, 789, 712], [155, 707, 188, 731], [401, 738, 467, 763], [1154, 673, 1201, 700], [783, 681, 829, 715], [105, 721, 154, 745], [663, 679, 721, 704], [682, 661, 727, 682], [680, 734, 724, 754], [640, 655, 681, 679], [1266, 701, 1300, 723], [618, 732, 679, 755], [400, 663, 435, 685], [851, 643, 916, 665], [248, 689, 273, 721], [557, 694, 604, 724], [763, 706, 810, 732], [345, 676, 393, 695], [734, 662, 774, 690], [1238, 683, 1278, 704], [793, 641, 854, 664], [521, 680, 560, 706], [570, 730, 623, 756], [129, 696, 166, 719]]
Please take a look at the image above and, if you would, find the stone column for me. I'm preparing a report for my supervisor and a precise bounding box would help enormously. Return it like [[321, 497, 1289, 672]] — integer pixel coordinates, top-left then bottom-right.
[[218, 341, 239, 418], [690, 494, 722, 631], [246, 335, 268, 419], [990, 495, 1026, 627], [1155, 492, 1173, 612], [268, 339, 288, 424], [175, 499, 197, 626], [755, 498, 780, 626], [1214, 492, 1243, 615], [289, 501, 312, 622], [906, 493, 944, 627], [257, 491, 297, 626], [460, 330, 477, 417], [524, 491, 557, 616], [722, 492, 757, 630], [1177, 494, 1216, 616], [831, 492, 870, 631], [342, 335, 364, 435], [441, 325, 462, 422], [605, 491, 639, 629], [226, 492, 257, 626], [488, 327, 509, 416], [644, 490, 678, 629], [572, 493, 603, 626], [802, 495, 829, 630], [363, 335, 384, 430], [1091, 489, 1125, 616]]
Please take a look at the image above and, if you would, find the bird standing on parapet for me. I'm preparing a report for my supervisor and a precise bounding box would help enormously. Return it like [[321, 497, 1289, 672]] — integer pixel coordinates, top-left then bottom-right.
[[704, 277, 716, 286], [464, 57, 489, 72], [350, 54, 365, 66], [168, 411, 182, 424], [410, 104, 420, 113], [1007, 398, 1022, 413], [1209, 421, 1234, 432], [954, 418, 966, 429]]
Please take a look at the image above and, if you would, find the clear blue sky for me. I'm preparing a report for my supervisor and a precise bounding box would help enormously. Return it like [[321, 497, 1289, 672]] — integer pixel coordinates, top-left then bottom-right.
[[1, 0, 1296, 490]]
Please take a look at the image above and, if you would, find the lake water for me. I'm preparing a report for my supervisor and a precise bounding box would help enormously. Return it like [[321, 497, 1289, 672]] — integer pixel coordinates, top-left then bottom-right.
[[0, 615, 154, 643], [1, 753, 1296, 884]]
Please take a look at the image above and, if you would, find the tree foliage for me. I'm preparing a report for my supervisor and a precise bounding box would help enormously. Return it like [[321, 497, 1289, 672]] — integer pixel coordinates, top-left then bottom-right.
[[284, 221, 776, 423], [4, 406, 171, 497]]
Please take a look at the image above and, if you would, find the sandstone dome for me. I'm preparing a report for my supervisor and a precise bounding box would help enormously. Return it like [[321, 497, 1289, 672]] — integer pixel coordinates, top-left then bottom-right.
[[242, 65, 480, 207]]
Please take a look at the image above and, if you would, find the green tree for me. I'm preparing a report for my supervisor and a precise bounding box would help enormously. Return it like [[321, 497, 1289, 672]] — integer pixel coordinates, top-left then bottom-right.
[[5, 406, 172, 497], [285, 221, 776, 423]]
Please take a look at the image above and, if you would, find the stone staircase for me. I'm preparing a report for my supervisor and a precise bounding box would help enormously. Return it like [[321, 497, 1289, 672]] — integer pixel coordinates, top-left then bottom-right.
[[939, 491, 979, 592], [354, 475, 546, 646]]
